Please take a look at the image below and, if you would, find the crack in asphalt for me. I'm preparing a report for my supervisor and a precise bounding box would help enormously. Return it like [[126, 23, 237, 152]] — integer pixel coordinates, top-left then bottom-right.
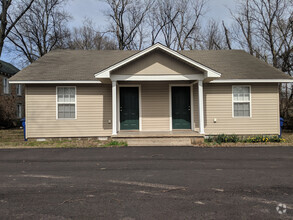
[[109, 180, 186, 190]]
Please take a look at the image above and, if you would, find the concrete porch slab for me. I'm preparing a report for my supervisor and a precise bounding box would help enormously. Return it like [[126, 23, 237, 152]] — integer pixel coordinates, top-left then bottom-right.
[[112, 131, 204, 146], [112, 130, 203, 138]]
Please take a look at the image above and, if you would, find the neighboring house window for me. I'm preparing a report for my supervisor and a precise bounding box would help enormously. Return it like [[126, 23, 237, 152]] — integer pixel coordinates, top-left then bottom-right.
[[3, 77, 9, 94], [233, 86, 251, 117], [16, 84, 22, 96], [17, 104, 22, 119], [57, 87, 76, 119]]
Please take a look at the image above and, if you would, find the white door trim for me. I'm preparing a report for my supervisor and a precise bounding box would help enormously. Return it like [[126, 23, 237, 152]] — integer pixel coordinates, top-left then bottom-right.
[[169, 84, 194, 131], [118, 84, 142, 132]]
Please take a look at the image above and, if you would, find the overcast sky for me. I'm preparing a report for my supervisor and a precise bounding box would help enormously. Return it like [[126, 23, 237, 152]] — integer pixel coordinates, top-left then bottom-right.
[[64, 0, 236, 29], [3, 0, 237, 67]]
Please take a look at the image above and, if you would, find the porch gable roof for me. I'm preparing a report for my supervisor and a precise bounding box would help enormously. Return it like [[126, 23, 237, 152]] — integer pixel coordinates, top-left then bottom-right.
[[94, 43, 222, 81]]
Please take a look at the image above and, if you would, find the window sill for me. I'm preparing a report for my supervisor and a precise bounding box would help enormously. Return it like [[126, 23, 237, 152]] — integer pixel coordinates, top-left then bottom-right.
[[56, 118, 77, 120]]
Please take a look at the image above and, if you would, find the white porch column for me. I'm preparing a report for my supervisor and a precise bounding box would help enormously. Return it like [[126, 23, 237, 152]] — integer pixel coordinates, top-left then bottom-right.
[[198, 80, 205, 134], [112, 80, 117, 135]]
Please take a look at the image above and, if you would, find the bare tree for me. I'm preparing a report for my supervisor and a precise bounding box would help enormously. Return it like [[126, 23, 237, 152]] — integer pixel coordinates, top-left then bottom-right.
[[230, 0, 292, 66], [104, 0, 153, 50], [171, 0, 207, 50], [156, 0, 179, 48], [146, 0, 207, 50], [127, 18, 147, 50], [222, 21, 232, 50], [250, 0, 291, 67], [0, 0, 35, 56], [68, 19, 117, 50], [200, 20, 225, 50], [230, 0, 255, 55], [7, 0, 70, 64], [230, 0, 293, 125]]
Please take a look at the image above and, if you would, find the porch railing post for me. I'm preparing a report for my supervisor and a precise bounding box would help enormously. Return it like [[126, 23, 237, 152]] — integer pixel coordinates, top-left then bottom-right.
[[112, 80, 117, 135], [198, 80, 205, 134]]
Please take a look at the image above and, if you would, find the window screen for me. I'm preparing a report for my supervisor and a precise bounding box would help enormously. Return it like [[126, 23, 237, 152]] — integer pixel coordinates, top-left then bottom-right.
[[57, 87, 76, 119], [233, 86, 251, 117]]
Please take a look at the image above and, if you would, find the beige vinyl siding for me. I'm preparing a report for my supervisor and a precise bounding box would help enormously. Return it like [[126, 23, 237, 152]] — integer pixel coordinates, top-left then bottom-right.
[[112, 50, 203, 75], [26, 82, 280, 138], [202, 83, 279, 135], [120, 82, 280, 134], [140, 82, 170, 131], [26, 84, 112, 138]]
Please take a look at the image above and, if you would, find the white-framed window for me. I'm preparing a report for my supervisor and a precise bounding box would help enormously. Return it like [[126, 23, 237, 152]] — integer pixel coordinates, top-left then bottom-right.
[[56, 86, 76, 119], [16, 84, 22, 96], [232, 85, 251, 117], [3, 77, 9, 94], [17, 104, 22, 119]]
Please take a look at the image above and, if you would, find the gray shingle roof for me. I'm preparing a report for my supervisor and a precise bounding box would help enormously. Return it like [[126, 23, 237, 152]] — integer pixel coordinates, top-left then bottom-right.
[[180, 50, 291, 79], [0, 60, 19, 77], [9, 49, 292, 81]]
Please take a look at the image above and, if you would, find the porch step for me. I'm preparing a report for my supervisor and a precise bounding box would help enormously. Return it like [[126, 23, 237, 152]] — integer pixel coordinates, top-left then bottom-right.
[[112, 137, 204, 146]]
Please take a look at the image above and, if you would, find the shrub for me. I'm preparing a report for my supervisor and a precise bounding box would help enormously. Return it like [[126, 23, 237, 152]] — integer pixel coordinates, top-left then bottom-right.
[[204, 136, 213, 143], [244, 135, 285, 143], [206, 134, 285, 144], [104, 140, 128, 147], [215, 134, 227, 144], [229, 134, 239, 143], [213, 134, 240, 144]]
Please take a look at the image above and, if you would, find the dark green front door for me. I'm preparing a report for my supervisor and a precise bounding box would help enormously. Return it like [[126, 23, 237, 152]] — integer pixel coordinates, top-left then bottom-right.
[[120, 87, 139, 130], [172, 86, 191, 129]]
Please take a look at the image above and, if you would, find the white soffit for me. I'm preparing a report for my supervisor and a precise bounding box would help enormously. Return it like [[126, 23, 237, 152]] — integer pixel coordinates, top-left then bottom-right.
[[111, 74, 205, 81], [209, 79, 293, 83], [9, 80, 102, 84]]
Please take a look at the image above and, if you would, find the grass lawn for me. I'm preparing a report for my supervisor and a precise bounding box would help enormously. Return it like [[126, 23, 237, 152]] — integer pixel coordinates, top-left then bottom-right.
[[282, 132, 293, 144], [0, 129, 127, 148]]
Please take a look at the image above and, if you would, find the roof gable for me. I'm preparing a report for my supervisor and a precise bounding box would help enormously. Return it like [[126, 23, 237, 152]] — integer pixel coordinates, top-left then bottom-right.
[[111, 49, 204, 76], [95, 43, 221, 79]]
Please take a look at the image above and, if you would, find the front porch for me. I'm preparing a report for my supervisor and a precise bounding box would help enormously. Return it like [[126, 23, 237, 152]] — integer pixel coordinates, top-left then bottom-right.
[[111, 80, 205, 136], [94, 44, 222, 137]]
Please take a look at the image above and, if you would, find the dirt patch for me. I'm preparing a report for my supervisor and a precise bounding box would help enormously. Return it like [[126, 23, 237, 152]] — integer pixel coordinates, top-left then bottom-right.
[[0, 129, 126, 148]]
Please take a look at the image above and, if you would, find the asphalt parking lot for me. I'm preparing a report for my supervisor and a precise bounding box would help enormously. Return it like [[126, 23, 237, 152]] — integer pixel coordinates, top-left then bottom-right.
[[0, 146, 292, 219]]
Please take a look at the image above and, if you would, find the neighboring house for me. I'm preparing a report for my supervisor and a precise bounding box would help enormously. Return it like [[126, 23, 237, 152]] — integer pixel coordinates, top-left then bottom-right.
[[0, 60, 24, 128], [9, 43, 293, 140]]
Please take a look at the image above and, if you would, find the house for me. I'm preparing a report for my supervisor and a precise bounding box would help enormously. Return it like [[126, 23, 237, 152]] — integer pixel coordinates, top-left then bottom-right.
[[0, 60, 24, 127], [9, 43, 293, 143]]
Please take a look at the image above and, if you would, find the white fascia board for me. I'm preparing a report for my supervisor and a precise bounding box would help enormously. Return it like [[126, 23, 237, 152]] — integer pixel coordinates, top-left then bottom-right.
[[9, 80, 102, 84], [94, 43, 221, 79], [111, 74, 205, 81], [209, 79, 293, 83]]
